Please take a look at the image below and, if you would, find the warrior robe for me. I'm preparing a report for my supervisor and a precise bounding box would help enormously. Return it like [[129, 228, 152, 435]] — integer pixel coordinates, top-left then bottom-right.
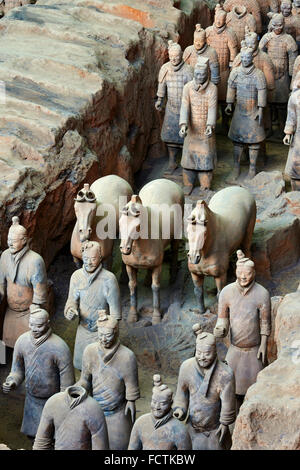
[[128, 411, 192, 450], [226, 6, 257, 48], [33, 386, 109, 450], [284, 88, 300, 180], [64, 263, 121, 370], [259, 30, 297, 103], [206, 24, 238, 101], [180, 79, 217, 171], [78, 341, 140, 450], [173, 358, 236, 450], [216, 280, 271, 395], [0, 245, 47, 348], [7, 329, 74, 437], [156, 60, 193, 146], [183, 44, 220, 85], [227, 65, 267, 144]]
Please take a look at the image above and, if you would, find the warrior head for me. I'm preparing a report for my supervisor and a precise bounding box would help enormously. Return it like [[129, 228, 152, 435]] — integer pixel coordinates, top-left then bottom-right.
[[29, 305, 50, 339], [281, 0, 292, 18], [193, 23, 206, 51], [97, 310, 119, 349], [269, 13, 284, 35], [7, 216, 28, 254], [244, 27, 259, 52], [236, 249, 255, 288], [168, 40, 182, 67], [194, 330, 217, 369], [194, 56, 209, 85], [81, 240, 102, 273], [214, 4, 227, 28], [240, 45, 254, 68], [151, 374, 173, 420]]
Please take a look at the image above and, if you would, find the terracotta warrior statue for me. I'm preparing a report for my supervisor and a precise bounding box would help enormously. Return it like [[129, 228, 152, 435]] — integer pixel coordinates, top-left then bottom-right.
[[259, 13, 297, 134], [128, 374, 192, 450], [283, 70, 300, 190], [183, 24, 220, 85], [226, 5, 257, 48], [2, 307, 74, 438], [279, 0, 300, 39], [155, 40, 193, 174], [77, 311, 140, 450], [226, 46, 267, 179], [223, 0, 262, 34], [214, 250, 271, 411], [179, 56, 218, 195], [0, 216, 48, 348], [173, 328, 236, 450], [64, 240, 121, 370], [33, 385, 109, 450], [206, 5, 238, 131]]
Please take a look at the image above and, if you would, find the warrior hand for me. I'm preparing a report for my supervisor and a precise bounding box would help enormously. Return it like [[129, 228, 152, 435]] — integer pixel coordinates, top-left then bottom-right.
[[155, 99, 163, 111], [213, 325, 226, 338], [65, 307, 78, 321], [283, 134, 292, 146], [173, 407, 185, 421], [216, 423, 228, 445], [257, 336, 268, 365], [205, 125, 213, 137], [179, 125, 188, 138], [225, 104, 232, 116], [2, 379, 16, 394], [125, 400, 136, 423]]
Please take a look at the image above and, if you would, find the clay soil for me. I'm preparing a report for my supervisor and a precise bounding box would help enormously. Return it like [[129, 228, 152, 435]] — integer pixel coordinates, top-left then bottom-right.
[[0, 118, 299, 449]]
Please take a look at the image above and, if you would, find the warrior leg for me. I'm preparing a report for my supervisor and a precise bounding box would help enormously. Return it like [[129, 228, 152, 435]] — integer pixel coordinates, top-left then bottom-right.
[[191, 272, 205, 314], [277, 104, 287, 138], [152, 264, 162, 324], [220, 102, 230, 135], [227, 143, 243, 182], [215, 272, 227, 299], [248, 144, 260, 179], [182, 168, 196, 196], [165, 145, 180, 174], [291, 178, 300, 191], [126, 265, 138, 322], [198, 171, 213, 191]]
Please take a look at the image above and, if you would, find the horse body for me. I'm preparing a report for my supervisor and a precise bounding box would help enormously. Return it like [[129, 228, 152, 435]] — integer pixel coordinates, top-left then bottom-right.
[[119, 179, 184, 324], [187, 186, 256, 313], [71, 175, 133, 266]]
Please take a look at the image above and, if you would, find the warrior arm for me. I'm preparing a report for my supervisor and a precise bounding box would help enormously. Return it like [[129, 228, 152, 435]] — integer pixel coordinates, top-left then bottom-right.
[[173, 363, 189, 417], [123, 352, 140, 402], [207, 85, 218, 127], [210, 51, 221, 85], [263, 56, 275, 99], [284, 95, 297, 135], [90, 409, 109, 450], [232, 53, 241, 69], [179, 83, 190, 126], [128, 421, 143, 450], [77, 348, 92, 392], [259, 291, 272, 337], [214, 288, 230, 337], [106, 276, 122, 320], [226, 70, 237, 104], [228, 30, 239, 62], [31, 257, 48, 305], [291, 56, 300, 89], [257, 87, 267, 108], [219, 370, 236, 426], [288, 42, 298, 76], [33, 401, 54, 450], [259, 34, 269, 52], [7, 339, 25, 386], [64, 274, 80, 317], [57, 344, 75, 391], [157, 65, 168, 100], [0, 255, 6, 302]]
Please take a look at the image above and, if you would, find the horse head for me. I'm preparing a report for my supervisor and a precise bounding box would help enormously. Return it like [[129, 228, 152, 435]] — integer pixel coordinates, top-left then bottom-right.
[[119, 195, 144, 255], [74, 183, 97, 243], [187, 200, 209, 264]]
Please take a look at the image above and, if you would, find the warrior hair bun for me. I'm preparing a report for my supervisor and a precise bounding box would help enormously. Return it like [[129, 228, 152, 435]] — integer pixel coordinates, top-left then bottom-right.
[[153, 374, 162, 387], [195, 23, 202, 32], [12, 216, 20, 225], [192, 322, 202, 336]]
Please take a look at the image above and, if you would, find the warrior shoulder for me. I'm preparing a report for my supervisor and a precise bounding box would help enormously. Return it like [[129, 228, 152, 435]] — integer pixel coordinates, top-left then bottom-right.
[[158, 62, 171, 83], [183, 46, 193, 62]]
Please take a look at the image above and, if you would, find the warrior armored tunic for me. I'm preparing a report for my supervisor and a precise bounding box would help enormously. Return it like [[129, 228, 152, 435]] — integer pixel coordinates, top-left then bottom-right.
[[156, 61, 193, 146], [284, 88, 300, 180], [223, 0, 262, 33], [226, 6, 257, 48], [206, 24, 238, 101], [183, 44, 220, 85], [0, 245, 47, 348], [78, 341, 140, 450], [180, 79, 217, 171], [64, 263, 121, 370], [7, 329, 74, 437], [217, 280, 271, 395], [227, 65, 267, 144], [173, 358, 236, 450], [259, 30, 297, 102]]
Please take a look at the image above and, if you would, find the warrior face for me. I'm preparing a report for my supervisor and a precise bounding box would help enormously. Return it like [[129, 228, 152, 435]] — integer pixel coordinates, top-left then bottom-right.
[[194, 66, 208, 85], [82, 245, 101, 273], [98, 326, 116, 349], [236, 265, 255, 287], [281, 1, 292, 17], [241, 50, 253, 68], [169, 48, 182, 66], [194, 31, 206, 50], [195, 342, 216, 369], [29, 314, 50, 339], [151, 391, 172, 419], [214, 10, 226, 28], [7, 231, 27, 254], [245, 34, 258, 52], [272, 17, 284, 34]]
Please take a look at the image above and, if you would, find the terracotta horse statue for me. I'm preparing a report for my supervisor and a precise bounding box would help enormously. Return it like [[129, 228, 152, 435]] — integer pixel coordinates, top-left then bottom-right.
[[187, 186, 256, 313], [71, 175, 133, 268], [119, 178, 184, 324]]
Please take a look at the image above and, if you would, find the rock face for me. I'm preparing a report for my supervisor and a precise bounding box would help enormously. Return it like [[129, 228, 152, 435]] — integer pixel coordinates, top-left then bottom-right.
[[232, 285, 300, 450], [0, 0, 212, 266]]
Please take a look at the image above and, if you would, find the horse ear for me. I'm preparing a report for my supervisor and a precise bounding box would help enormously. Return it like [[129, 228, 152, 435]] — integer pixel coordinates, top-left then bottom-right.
[[131, 195, 142, 205], [196, 200, 207, 209]]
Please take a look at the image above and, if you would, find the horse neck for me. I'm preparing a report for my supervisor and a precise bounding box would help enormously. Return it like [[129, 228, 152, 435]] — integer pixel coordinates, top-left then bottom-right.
[[131, 205, 154, 250], [200, 207, 218, 256]]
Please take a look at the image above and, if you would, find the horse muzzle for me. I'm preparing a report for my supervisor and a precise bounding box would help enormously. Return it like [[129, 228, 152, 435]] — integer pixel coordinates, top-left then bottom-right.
[[188, 252, 201, 265], [120, 244, 132, 256]]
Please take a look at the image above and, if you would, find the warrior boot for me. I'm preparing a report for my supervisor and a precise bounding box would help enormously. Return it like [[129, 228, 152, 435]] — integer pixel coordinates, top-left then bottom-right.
[[227, 144, 243, 182], [248, 145, 260, 179], [199, 171, 213, 191], [165, 145, 179, 174], [182, 168, 195, 195]]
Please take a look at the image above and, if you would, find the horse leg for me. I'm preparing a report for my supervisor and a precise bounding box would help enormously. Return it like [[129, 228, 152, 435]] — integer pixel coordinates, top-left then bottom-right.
[[126, 265, 138, 323], [73, 256, 82, 269], [215, 272, 227, 299], [152, 265, 162, 325], [103, 254, 113, 271], [191, 272, 205, 314], [170, 239, 180, 283]]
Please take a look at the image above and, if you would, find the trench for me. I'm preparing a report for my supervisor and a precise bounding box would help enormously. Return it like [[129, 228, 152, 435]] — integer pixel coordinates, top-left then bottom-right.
[[0, 0, 300, 451]]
